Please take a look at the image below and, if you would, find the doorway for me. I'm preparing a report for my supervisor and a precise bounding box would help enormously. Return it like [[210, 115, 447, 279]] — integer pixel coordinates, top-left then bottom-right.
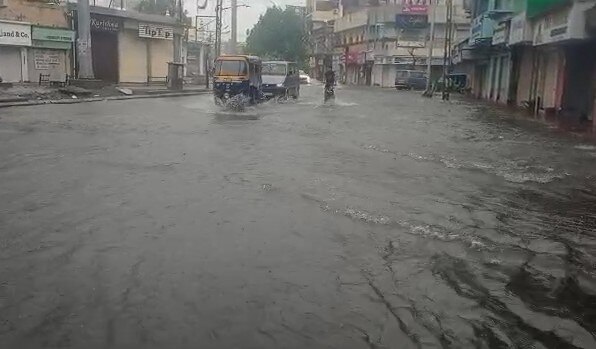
[[91, 31, 119, 82]]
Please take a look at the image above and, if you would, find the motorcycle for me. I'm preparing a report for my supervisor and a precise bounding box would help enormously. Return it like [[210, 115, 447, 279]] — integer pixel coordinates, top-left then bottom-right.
[[324, 84, 335, 102]]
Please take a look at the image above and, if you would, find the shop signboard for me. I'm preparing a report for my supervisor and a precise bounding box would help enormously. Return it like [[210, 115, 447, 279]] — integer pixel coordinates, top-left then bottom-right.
[[401, 0, 428, 14], [532, 3, 592, 45], [32, 27, 74, 42], [0, 20, 31, 46], [32, 27, 74, 49], [392, 56, 414, 65], [492, 22, 509, 45], [397, 40, 425, 48], [91, 15, 120, 32], [139, 23, 174, 40], [509, 12, 532, 44], [470, 14, 494, 46], [395, 14, 428, 29]]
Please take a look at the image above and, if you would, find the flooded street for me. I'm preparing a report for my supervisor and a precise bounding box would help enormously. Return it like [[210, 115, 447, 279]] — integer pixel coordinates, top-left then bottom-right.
[[1, 85, 596, 348]]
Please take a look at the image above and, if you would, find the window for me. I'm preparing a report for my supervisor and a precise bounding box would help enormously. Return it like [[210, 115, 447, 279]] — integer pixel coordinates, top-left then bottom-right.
[[262, 63, 287, 76], [396, 70, 409, 78], [410, 71, 425, 78], [215, 60, 247, 76]]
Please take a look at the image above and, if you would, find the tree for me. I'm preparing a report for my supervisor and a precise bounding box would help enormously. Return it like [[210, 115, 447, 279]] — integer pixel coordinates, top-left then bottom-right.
[[246, 7, 308, 67], [133, 0, 175, 16]]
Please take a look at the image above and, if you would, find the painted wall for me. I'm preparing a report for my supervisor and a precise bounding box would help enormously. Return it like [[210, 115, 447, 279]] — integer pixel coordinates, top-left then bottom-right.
[[27, 48, 68, 82], [118, 30, 148, 83], [0, 0, 68, 27]]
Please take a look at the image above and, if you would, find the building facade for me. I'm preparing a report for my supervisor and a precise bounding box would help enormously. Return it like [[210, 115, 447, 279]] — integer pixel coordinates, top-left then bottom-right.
[[455, 0, 596, 127], [73, 6, 184, 84], [333, 0, 471, 87], [0, 0, 74, 83], [306, 0, 341, 81]]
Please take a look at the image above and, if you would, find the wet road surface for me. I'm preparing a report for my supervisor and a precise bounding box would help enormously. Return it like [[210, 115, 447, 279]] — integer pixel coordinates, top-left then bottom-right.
[[1, 85, 596, 348]]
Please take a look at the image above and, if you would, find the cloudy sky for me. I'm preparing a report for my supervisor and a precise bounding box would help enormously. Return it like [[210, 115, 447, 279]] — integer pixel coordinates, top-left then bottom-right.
[[187, 0, 305, 41]]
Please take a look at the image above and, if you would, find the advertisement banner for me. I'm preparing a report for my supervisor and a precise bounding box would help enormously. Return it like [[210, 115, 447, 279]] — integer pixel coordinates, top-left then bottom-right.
[[402, 0, 429, 14], [0, 21, 31, 46]]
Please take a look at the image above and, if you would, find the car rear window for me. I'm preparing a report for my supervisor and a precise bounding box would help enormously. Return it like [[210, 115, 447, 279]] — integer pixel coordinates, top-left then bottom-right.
[[410, 71, 425, 78], [396, 71, 409, 78]]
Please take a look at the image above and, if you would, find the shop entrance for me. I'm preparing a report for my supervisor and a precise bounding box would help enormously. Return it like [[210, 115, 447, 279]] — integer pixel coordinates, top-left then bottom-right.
[[0, 47, 23, 82], [91, 31, 119, 82]]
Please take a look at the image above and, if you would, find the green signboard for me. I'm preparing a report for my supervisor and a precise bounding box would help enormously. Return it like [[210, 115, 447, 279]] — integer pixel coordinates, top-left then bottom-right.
[[32, 27, 74, 42], [527, 0, 570, 18], [31, 27, 74, 50]]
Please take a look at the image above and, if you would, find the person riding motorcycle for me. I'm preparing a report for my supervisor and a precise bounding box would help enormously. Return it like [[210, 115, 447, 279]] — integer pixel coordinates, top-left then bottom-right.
[[324, 68, 335, 101], [324, 69, 335, 89]]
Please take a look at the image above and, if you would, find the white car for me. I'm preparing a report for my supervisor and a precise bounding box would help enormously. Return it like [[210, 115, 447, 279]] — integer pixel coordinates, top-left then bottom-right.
[[299, 70, 311, 84]]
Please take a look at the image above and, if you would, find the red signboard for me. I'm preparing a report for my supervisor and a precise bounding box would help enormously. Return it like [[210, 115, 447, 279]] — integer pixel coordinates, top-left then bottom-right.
[[402, 0, 429, 14]]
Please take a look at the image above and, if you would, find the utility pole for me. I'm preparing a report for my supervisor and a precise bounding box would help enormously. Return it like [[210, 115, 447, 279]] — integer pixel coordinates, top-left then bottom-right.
[[173, 0, 183, 63], [215, 0, 223, 57], [76, 0, 94, 79], [230, 0, 237, 54], [441, 0, 453, 101], [423, 0, 436, 97]]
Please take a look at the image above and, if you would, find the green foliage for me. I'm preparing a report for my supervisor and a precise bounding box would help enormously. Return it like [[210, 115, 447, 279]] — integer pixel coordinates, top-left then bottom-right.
[[134, 0, 175, 16], [246, 7, 308, 68]]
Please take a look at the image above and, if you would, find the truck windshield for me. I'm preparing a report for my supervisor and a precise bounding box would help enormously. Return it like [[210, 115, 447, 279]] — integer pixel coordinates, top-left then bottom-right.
[[215, 60, 248, 76], [262, 63, 287, 76]]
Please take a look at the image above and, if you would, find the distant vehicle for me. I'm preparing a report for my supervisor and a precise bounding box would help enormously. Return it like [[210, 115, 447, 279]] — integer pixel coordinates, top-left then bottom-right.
[[395, 70, 428, 90], [213, 55, 262, 105], [261, 61, 300, 99], [299, 70, 311, 84]]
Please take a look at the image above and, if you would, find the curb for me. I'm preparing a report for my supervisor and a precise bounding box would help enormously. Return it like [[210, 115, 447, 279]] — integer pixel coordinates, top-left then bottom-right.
[[0, 90, 210, 109]]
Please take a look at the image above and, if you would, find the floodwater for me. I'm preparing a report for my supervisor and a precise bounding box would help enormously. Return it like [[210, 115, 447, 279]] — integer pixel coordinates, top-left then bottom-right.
[[1, 84, 595, 348]]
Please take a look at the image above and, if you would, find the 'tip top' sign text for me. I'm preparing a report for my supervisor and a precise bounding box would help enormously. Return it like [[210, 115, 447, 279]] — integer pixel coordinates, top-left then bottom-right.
[[138, 23, 173, 40]]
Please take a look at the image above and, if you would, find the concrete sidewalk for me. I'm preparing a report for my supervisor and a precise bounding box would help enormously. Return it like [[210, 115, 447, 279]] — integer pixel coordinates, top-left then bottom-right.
[[0, 83, 210, 109]]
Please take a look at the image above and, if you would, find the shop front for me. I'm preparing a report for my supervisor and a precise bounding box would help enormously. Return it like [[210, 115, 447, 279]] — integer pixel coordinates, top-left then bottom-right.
[[532, 1, 594, 114], [91, 14, 121, 82], [29, 26, 75, 83], [0, 20, 31, 82], [487, 20, 511, 104], [73, 7, 182, 84], [508, 12, 534, 106]]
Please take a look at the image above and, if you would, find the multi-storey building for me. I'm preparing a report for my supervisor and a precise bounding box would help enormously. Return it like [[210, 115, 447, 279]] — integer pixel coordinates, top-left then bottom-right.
[[306, 0, 341, 80], [455, 0, 596, 127], [333, 0, 471, 87]]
